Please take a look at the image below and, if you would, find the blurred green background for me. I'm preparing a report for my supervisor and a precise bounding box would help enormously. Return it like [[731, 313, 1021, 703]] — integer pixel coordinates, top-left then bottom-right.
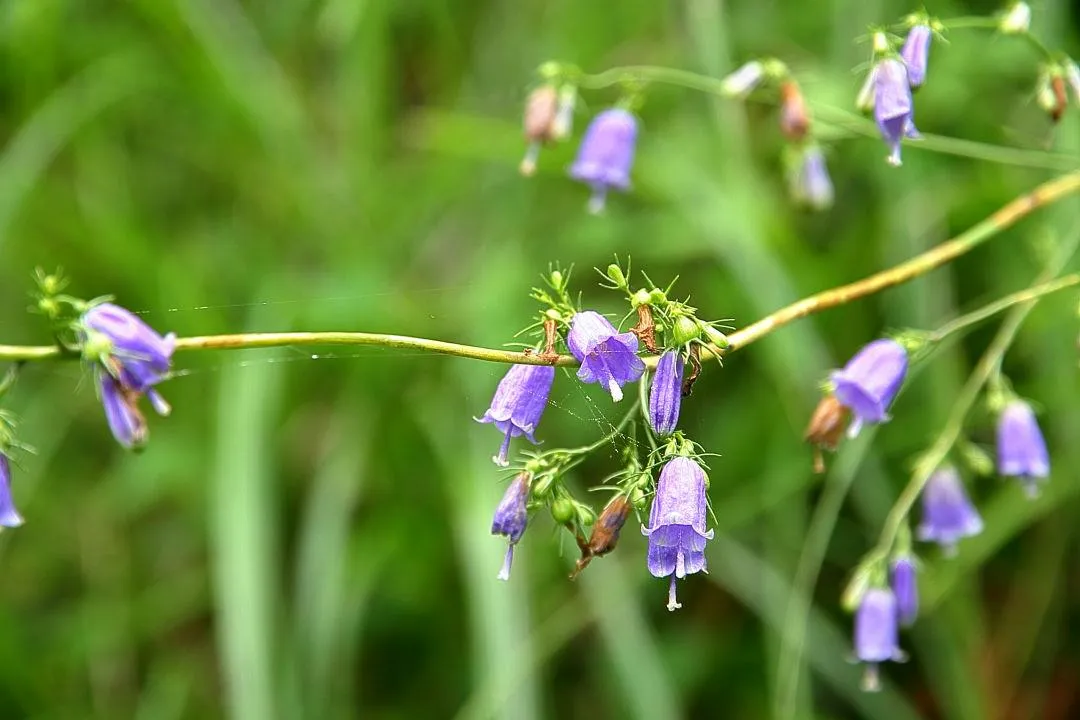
[[1, 0, 1079, 718]]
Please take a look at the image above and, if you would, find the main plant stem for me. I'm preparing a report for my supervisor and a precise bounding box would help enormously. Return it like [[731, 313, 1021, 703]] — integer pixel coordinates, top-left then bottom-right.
[[1, 171, 1079, 366]]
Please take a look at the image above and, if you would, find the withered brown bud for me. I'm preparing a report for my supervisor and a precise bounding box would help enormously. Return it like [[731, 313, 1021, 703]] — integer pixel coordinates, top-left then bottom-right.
[[588, 494, 632, 557], [540, 317, 560, 362], [630, 305, 658, 353], [804, 394, 850, 473], [778, 80, 810, 141], [569, 494, 632, 579], [681, 343, 702, 397], [1050, 76, 1069, 123], [520, 85, 559, 176]]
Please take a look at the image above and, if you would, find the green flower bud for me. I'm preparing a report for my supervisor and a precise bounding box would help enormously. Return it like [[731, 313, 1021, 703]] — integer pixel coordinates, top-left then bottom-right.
[[631, 288, 652, 308], [531, 473, 555, 499], [550, 270, 564, 289], [648, 288, 667, 305], [700, 323, 729, 348], [671, 316, 700, 345], [630, 486, 648, 511], [606, 264, 627, 288], [575, 503, 597, 527], [551, 496, 575, 524]]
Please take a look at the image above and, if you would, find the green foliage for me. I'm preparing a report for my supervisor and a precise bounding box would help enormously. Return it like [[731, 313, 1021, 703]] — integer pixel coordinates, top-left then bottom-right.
[[0, 0, 1079, 718]]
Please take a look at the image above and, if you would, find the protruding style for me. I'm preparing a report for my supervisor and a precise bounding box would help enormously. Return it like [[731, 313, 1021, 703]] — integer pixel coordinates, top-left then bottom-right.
[[568, 311, 645, 402], [476, 363, 555, 466], [641, 456, 714, 611], [996, 399, 1049, 497], [568, 108, 638, 214], [916, 466, 983, 554]]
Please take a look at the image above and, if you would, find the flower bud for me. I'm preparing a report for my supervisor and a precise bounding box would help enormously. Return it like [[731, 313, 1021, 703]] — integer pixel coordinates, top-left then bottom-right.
[[720, 60, 766, 98], [606, 264, 627, 288], [671, 316, 700, 345], [630, 486, 648, 512], [778, 80, 810, 141], [648, 288, 667, 305], [551, 495, 575, 524], [551, 85, 576, 140], [520, 84, 560, 176], [531, 473, 555, 499], [699, 323, 729, 348], [1000, 2, 1031, 34], [630, 288, 652, 308]]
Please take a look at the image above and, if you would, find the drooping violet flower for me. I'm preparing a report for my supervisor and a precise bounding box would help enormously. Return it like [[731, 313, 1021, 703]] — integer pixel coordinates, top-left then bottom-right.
[[648, 350, 684, 436], [720, 60, 766, 98], [854, 587, 903, 692], [890, 556, 918, 627], [98, 371, 148, 450], [901, 24, 932, 89], [916, 466, 983, 554], [0, 453, 24, 528], [996, 400, 1049, 497], [491, 472, 531, 581], [82, 303, 174, 414], [568, 108, 638, 214], [476, 364, 555, 466], [641, 456, 714, 611], [789, 145, 834, 211], [568, 311, 645, 403], [80, 302, 175, 448], [873, 58, 918, 166], [830, 339, 908, 437]]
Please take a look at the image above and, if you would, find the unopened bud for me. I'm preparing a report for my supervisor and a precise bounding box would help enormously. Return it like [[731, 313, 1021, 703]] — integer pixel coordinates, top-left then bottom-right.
[[671, 316, 700, 345], [606, 264, 627, 287], [587, 494, 632, 557], [871, 31, 890, 56], [855, 65, 878, 113], [551, 496, 575, 524], [958, 440, 995, 477], [550, 270, 564, 288], [778, 80, 810, 141], [648, 288, 667, 305], [551, 85, 576, 140], [531, 473, 555, 499], [699, 323, 729, 348], [630, 486, 648, 512], [1000, 2, 1031, 34], [720, 60, 766, 98], [520, 85, 559, 176], [630, 288, 652, 308]]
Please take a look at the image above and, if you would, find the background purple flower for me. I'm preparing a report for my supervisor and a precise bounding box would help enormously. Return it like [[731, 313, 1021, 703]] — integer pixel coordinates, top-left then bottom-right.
[[641, 456, 714, 611], [0, 454, 24, 528], [996, 400, 1049, 497], [917, 466, 983, 554], [891, 556, 918, 626], [790, 145, 834, 210], [901, 25, 932, 88], [648, 350, 684, 436], [476, 364, 555, 466], [830, 339, 908, 436], [568, 108, 638, 213], [568, 311, 644, 402], [491, 473, 531, 581], [854, 587, 902, 691], [874, 58, 917, 165]]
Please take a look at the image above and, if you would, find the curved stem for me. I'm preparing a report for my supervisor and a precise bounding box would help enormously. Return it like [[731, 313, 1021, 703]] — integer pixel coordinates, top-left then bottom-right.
[[1, 173, 1079, 367], [927, 274, 1080, 343]]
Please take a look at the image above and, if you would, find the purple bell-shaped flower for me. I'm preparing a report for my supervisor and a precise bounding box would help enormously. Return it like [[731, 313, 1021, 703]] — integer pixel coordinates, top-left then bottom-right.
[[916, 466, 983, 554], [568, 311, 645, 403], [830, 339, 908, 437], [641, 456, 714, 611], [854, 587, 903, 691], [476, 364, 555, 467], [873, 58, 918, 166], [996, 399, 1050, 497], [890, 555, 919, 627], [569, 108, 638, 214]]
